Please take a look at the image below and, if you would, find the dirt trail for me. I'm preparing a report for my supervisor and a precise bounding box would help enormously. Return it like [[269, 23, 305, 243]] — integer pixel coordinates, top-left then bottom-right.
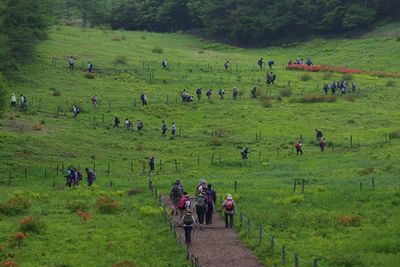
[[162, 196, 264, 267]]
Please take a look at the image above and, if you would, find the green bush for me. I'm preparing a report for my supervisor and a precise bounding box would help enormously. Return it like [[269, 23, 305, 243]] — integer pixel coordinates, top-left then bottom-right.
[[300, 73, 312, 81], [84, 72, 95, 79], [66, 200, 89, 212], [96, 196, 120, 214], [114, 55, 127, 64], [279, 87, 292, 97], [341, 73, 353, 81], [52, 89, 62, 96], [152, 46, 163, 54], [210, 136, 223, 146], [20, 215, 46, 233], [388, 130, 400, 139], [0, 196, 31, 216], [295, 94, 336, 103], [386, 80, 396, 87], [322, 71, 334, 79]]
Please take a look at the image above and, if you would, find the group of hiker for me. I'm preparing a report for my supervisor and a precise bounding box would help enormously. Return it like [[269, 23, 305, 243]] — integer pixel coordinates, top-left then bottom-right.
[[266, 71, 277, 85], [288, 58, 313, 66], [10, 93, 27, 111], [179, 86, 261, 102], [257, 58, 274, 69], [293, 128, 326, 155], [65, 167, 96, 187], [323, 80, 357, 95], [170, 179, 235, 244]]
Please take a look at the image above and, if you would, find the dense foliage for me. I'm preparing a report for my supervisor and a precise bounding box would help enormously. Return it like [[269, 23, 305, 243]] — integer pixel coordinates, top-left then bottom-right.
[[65, 0, 399, 46]]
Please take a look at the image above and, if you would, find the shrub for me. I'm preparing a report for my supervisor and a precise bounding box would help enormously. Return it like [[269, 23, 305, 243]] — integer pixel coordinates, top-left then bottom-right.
[[344, 95, 356, 102], [114, 55, 127, 64], [341, 73, 353, 81], [84, 72, 95, 79], [386, 80, 396, 87], [212, 128, 226, 138], [259, 94, 273, 108], [359, 167, 374, 175], [127, 188, 144, 196], [151, 46, 163, 54], [32, 123, 42, 131], [296, 94, 336, 103], [0, 196, 31, 216], [40, 119, 45, 125], [112, 260, 136, 267], [111, 36, 122, 41], [20, 216, 46, 233], [279, 87, 292, 97], [66, 200, 89, 212], [76, 210, 91, 222], [339, 215, 361, 227], [388, 130, 400, 139], [96, 196, 120, 214], [300, 73, 312, 81], [52, 89, 62, 96], [139, 206, 161, 216], [321, 71, 334, 79], [140, 35, 146, 40], [210, 136, 222, 146]]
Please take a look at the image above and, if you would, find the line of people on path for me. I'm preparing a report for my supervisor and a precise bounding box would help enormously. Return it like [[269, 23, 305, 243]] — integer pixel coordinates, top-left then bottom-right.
[[10, 94, 27, 111], [288, 58, 313, 66], [170, 179, 236, 245], [323, 80, 357, 95], [180, 86, 261, 102], [65, 167, 96, 187], [294, 128, 326, 155]]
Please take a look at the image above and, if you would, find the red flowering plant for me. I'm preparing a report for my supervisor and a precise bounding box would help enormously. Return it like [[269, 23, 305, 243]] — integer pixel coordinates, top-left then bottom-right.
[[1, 261, 19, 267], [76, 210, 91, 222]]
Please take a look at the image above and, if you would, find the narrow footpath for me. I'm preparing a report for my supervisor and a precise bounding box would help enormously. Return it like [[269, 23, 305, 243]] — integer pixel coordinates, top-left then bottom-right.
[[162, 196, 264, 267]]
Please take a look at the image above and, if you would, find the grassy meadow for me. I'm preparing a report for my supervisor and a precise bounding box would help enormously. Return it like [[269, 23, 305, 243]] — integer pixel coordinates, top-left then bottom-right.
[[0, 25, 400, 266]]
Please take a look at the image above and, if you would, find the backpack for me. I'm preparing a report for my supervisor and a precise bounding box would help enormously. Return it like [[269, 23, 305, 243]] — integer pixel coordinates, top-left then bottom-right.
[[225, 200, 234, 211], [295, 143, 301, 150], [183, 214, 193, 226], [177, 197, 187, 209], [89, 171, 96, 180], [171, 185, 181, 198], [196, 88, 202, 94], [195, 195, 206, 208], [140, 94, 145, 101]]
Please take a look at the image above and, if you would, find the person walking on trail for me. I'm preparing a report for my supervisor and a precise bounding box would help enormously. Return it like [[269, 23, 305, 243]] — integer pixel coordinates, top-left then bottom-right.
[[179, 210, 196, 245], [251, 86, 257, 98], [136, 120, 143, 132], [224, 61, 230, 70], [196, 88, 202, 101], [87, 62, 94, 72], [68, 56, 75, 70], [323, 83, 329, 95], [194, 191, 207, 227], [331, 81, 337, 95], [206, 89, 212, 101], [162, 59, 168, 70], [232, 87, 239, 100], [295, 141, 303, 155], [315, 129, 323, 142], [161, 120, 168, 136], [217, 88, 225, 100], [72, 105, 80, 118], [258, 58, 264, 69], [140, 93, 148, 106], [11, 93, 17, 108], [319, 137, 326, 152], [85, 168, 96, 186], [114, 116, 120, 128], [241, 147, 249, 159], [196, 179, 207, 194], [20, 95, 27, 111], [222, 194, 235, 228], [171, 122, 176, 137], [205, 184, 216, 225], [177, 192, 191, 218], [352, 81, 357, 93], [66, 167, 74, 187], [148, 156, 155, 173], [170, 182, 183, 215], [91, 95, 98, 107], [268, 60, 274, 69]]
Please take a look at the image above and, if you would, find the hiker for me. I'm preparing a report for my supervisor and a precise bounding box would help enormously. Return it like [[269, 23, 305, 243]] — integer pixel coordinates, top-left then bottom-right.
[[177, 192, 191, 217], [85, 168, 96, 186], [162, 59, 168, 70], [20, 95, 27, 111], [87, 62, 94, 72], [315, 129, 323, 141], [68, 56, 75, 70], [194, 191, 207, 227], [11, 93, 17, 108], [266, 72, 272, 85], [224, 61, 230, 70], [232, 87, 239, 100], [205, 184, 216, 225], [196, 88, 202, 101], [271, 72, 276, 85], [196, 179, 207, 193], [179, 210, 196, 244], [136, 120, 143, 132], [331, 81, 337, 94], [206, 89, 212, 101], [217, 88, 225, 100], [181, 89, 189, 102], [66, 167, 74, 187], [91, 95, 98, 107], [340, 84, 346, 95], [149, 156, 155, 173], [251, 86, 257, 98], [306, 58, 313, 66], [258, 58, 264, 69], [73, 168, 82, 186], [323, 84, 329, 95], [125, 118, 132, 130], [140, 93, 148, 106], [72, 105, 80, 118], [171, 122, 176, 137], [268, 60, 274, 69], [114, 116, 120, 128], [295, 141, 303, 155], [319, 137, 325, 152], [352, 81, 357, 92], [222, 194, 235, 228], [170, 182, 183, 215], [161, 120, 168, 136], [241, 147, 249, 159]]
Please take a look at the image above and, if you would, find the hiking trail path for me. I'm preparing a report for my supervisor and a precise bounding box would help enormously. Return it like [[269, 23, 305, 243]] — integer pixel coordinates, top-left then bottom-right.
[[162, 196, 264, 267]]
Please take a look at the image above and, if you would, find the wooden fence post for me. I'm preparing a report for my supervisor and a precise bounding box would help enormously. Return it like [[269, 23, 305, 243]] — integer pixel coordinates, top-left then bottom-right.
[[294, 254, 299, 267], [24, 168, 27, 179], [131, 161, 133, 173], [294, 179, 297, 192], [372, 177, 375, 191], [240, 212, 243, 228], [174, 159, 178, 171], [270, 236, 275, 253], [281, 245, 286, 265], [107, 162, 110, 175], [197, 156, 200, 166], [350, 135, 353, 148], [301, 179, 305, 193], [258, 225, 262, 243], [313, 258, 318, 267]]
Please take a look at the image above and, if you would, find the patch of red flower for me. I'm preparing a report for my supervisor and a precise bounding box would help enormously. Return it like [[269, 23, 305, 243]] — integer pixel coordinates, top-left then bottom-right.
[[339, 215, 361, 226], [1, 261, 19, 267], [76, 210, 91, 222], [19, 216, 32, 226], [14, 232, 25, 240]]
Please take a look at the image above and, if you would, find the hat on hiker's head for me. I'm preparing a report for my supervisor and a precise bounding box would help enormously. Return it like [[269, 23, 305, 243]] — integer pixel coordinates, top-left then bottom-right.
[[227, 194, 233, 200], [199, 179, 206, 185]]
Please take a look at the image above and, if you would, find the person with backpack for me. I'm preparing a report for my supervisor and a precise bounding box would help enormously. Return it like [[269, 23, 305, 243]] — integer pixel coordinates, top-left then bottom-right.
[[205, 184, 216, 225], [66, 167, 74, 187], [315, 129, 323, 142], [20, 95, 27, 111], [177, 192, 191, 218], [217, 88, 225, 100], [68, 56, 75, 70], [224, 61, 230, 70], [206, 89, 212, 101], [171, 122, 176, 137], [140, 93, 148, 106], [232, 87, 238, 100], [85, 168, 96, 186], [251, 86, 257, 98], [295, 141, 303, 155], [161, 120, 168, 136], [91, 95, 98, 107], [194, 191, 207, 227], [241, 147, 249, 159], [222, 194, 235, 228], [323, 84, 329, 95], [114, 116, 120, 128], [196, 179, 206, 194], [148, 156, 155, 173], [352, 81, 357, 93], [319, 137, 326, 152], [179, 210, 196, 244], [257, 58, 264, 69], [331, 81, 337, 95], [11, 93, 17, 108], [170, 182, 183, 215], [268, 60, 274, 69], [196, 88, 202, 101], [136, 120, 143, 132], [87, 62, 94, 72], [125, 118, 132, 130], [72, 105, 80, 118], [271, 72, 276, 85], [162, 59, 168, 70]]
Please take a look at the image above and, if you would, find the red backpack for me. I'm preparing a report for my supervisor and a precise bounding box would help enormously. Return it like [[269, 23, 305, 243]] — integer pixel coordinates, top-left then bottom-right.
[[225, 200, 234, 211], [177, 196, 187, 209]]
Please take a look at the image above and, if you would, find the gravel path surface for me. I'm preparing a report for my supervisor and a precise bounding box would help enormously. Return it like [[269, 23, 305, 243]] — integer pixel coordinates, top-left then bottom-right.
[[162, 196, 264, 267]]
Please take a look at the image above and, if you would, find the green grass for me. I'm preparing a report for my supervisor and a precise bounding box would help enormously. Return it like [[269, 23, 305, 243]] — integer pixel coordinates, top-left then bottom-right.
[[1, 25, 400, 266]]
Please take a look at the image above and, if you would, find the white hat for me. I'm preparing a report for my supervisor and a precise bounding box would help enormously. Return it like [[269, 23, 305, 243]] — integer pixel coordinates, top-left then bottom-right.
[[227, 194, 233, 200]]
